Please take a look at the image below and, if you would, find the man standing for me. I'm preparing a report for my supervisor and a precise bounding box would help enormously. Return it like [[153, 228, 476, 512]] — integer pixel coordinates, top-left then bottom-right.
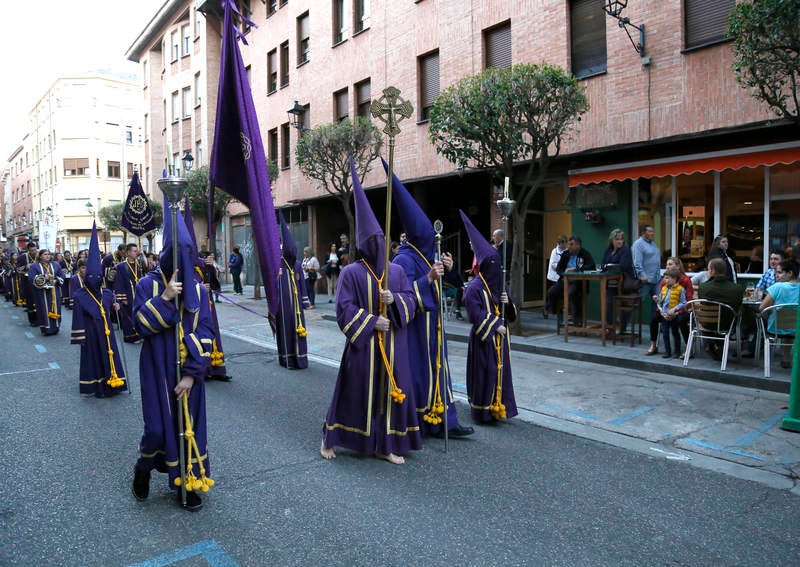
[[321, 160, 421, 465], [103, 244, 126, 287], [114, 243, 144, 343], [544, 235, 568, 318], [388, 161, 473, 439], [632, 224, 662, 353], [698, 258, 745, 360], [228, 246, 243, 295], [16, 242, 38, 325], [336, 233, 350, 266], [547, 235, 596, 325]]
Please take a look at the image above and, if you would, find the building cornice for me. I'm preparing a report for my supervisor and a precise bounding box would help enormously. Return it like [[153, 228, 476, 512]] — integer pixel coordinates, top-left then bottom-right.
[[125, 0, 188, 62]]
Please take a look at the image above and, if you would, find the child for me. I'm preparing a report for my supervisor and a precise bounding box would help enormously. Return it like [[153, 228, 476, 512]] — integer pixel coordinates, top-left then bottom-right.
[[651, 269, 687, 359]]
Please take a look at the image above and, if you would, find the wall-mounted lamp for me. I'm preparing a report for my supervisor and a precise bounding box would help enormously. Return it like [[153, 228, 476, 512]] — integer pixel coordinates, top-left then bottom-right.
[[182, 150, 194, 174], [602, 1, 645, 57], [287, 100, 307, 132]]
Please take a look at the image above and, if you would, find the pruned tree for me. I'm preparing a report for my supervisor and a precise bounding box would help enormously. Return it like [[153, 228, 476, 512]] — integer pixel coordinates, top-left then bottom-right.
[[295, 117, 383, 241], [429, 62, 589, 331], [98, 203, 124, 232], [729, 0, 800, 124]]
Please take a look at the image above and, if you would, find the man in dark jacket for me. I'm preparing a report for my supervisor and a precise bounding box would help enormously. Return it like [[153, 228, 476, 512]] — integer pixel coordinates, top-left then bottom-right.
[[546, 235, 596, 325], [228, 246, 243, 295], [697, 258, 745, 359]]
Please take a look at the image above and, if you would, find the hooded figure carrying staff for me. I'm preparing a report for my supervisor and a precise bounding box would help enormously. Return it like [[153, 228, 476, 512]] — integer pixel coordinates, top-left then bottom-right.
[[131, 200, 215, 511]]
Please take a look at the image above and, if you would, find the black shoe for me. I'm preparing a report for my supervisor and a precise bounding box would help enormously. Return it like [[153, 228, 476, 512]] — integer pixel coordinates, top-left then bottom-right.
[[661, 352, 672, 359], [176, 490, 203, 511], [432, 425, 476, 438], [215, 375, 233, 382], [455, 312, 465, 321], [132, 469, 150, 501]]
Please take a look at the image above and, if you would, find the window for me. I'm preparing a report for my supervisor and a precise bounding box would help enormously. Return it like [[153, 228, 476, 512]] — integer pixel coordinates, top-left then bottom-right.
[[280, 41, 290, 87], [171, 31, 179, 61], [142, 60, 148, 88], [418, 50, 439, 121], [267, 49, 278, 93], [302, 103, 310, 131], [333, 0, 345, 44], [125, 129, 133, 143], [171, 91, 179, 122], [684, 0, 735, 49], [355, 79, 371, 119], [63, 158, 89, 176], [240, 0, 252, 34], [297, 13, 310, 64], [196, 141, 203, 167], [182, 87, 192, 117], [267, 0, 277, 16], [281, 123, 291, 169], [570, 0, 607, 78], [107, 161, 121, 179], [484, 21, 511, 69], [354, 0, 369, 33], [195, 8, 202, 37], [334, 88, 349, 121], [194, 73, 201, 106], [181, 24, 191, 56], [268, 128, 279, 165]]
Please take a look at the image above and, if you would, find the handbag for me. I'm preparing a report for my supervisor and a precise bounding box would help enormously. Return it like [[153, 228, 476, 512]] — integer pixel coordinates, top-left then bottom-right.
[[622, 273, 642, 293], [307, 268, 318, 281]]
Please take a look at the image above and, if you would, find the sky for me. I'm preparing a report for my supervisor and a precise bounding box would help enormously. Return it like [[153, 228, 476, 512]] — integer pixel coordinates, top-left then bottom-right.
[[0, 0, 166, 159]]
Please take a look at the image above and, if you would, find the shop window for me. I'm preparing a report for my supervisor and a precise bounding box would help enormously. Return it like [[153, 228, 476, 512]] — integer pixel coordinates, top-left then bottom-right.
[[720, 167, 765, 273], [676, 173, 714, 272], [769, 162, 800, 262]]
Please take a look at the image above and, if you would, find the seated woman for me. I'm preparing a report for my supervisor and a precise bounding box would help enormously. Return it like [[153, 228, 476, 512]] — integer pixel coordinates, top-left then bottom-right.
[[758, 259, 799, 369]]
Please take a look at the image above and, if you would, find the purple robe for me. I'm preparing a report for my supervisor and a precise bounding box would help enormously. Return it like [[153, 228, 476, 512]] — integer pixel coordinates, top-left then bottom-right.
[[463, 277, 518, 423], [392, 247, 462, 435], [102, 252, 123, 287], [59, 258, 74, 308], [196, 265, 229, 379], [71, 287, 129, 397], [133, 270, 214, 488], [323, 261, 422, 456], [70, 273, 85, 297], [17, 253, 37, 324], [275, 259, 310, 369], [113, 259, 143, 343], [28, 261, 63, 335]]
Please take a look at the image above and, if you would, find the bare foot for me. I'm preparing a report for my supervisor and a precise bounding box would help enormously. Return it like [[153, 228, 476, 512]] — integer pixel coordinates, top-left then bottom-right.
[[377, 453, 405, 465], [320, 439, 336, 460]]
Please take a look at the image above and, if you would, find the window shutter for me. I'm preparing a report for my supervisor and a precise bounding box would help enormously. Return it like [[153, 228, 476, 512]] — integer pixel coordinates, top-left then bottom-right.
[[485, 23, 512, 69], [420, 51, 440, 112], [684, 0, 735, 49], [570, 0, 607, 78], [357, 81, 370, 105], [300, 14, 309, 40]]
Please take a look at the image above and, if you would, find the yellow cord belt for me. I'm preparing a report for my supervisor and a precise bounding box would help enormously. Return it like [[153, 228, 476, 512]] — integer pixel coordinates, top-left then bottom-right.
[[478, 273, 507, 420], [284, 259, 307, 337], [173, 394, 215, 493], [362, 261, 405, 404], [85, 289, 125, 388]]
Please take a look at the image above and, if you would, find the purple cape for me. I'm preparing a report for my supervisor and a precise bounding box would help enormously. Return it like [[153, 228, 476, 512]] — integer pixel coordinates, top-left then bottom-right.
[[113, 259, 144, 343], [275, 258, 309, 369], [323, 261, 422, 456], [28, 261, 63, 335]]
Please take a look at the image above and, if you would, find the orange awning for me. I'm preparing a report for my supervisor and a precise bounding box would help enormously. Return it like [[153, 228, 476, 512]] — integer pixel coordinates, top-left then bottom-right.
[[568, 143, 800, 187]]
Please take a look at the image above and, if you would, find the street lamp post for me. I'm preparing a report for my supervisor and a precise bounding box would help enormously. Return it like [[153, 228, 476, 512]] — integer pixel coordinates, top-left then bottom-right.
[[287, 100, 306, 132]]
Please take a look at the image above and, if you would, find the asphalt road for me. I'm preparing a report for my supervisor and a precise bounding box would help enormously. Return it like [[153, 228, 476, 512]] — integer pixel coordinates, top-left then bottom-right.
[[1, 302, 799, 567]]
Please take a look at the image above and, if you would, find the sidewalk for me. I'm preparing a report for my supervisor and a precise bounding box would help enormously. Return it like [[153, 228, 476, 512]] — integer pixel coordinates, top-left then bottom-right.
[[213, 285, 800, 492]]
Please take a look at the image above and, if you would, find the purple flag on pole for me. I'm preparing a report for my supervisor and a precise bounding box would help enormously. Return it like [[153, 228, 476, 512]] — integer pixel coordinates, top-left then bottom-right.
[[209, 0, 282, 314], [120, 172, 156, 236]]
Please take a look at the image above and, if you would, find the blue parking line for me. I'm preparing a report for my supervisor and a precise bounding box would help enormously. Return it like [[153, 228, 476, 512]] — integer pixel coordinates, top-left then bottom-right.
[[540, 403, 599, 421], [128, 539, 239, 567], [683, 438, 764, 462], [34, 344, 47, 353], [610, 406, 655, 426], [49, 362, 60, 369], [25, 331, 34, 339], [731, 412, 786, 447]]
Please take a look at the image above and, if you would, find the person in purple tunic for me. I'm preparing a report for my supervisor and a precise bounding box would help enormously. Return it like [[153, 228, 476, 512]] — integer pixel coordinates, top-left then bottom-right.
[[28, 249, 64, 335], [131, 205, 215, 511], [114, 243, 144, 343], [321, 159, 422, 465], [275, 209, 310, 370], [70, 259, 86, 297], [460, 210, 518, 424], [71, 222, 128, 397], [17, 242, 39, 325], [102, 244, 125, 287], [387, 160, 474, 439], [59, 251, 75, 309]]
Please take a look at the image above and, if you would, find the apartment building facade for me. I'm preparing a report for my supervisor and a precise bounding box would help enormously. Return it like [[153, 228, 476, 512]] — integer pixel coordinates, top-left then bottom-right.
[[127, 0, 799, 305]]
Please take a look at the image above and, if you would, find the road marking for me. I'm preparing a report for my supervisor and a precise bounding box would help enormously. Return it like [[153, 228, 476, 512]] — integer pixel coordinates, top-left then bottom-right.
[[34, 344, 47, 353], [731, 412, 785, 447], [128, 539, 239, 567], [539, 403, 599, 421], [649, 447, 691, 461], [0, 367, 55, 377], [610, 405, 656, 426], [25, 331, 34, 339], [682, 438, 765, 462], [11, 315, 19, 319], [49, 362, 60, 369]]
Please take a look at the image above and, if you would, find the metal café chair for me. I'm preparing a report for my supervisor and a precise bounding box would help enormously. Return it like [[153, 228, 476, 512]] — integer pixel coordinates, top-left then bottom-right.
[[682, 299, 740, 371], [756, 303, 798, 378]]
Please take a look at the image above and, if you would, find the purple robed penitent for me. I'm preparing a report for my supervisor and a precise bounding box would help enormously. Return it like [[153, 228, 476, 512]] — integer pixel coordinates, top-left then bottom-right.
[[71, 287, 128, 397], [17, 252, 38, 324], [113, 260, 143, 343], [210, 0, 281, 316], [275, 210, 309, 369], [28, 261, 63, 335], [386, 159, 462, 435], [460, 210, 518, 423]]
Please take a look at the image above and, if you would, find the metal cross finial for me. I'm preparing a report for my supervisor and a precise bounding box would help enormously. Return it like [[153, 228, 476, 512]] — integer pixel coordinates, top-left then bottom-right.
[[370, 86, 413, 137]]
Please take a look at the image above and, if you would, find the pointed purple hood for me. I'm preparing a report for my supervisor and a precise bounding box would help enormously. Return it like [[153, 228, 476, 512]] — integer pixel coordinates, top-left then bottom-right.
[[183, 195, 204, 271], [351, 157, 384, 275], [382, 158, 434, 261], [459, 209, 502, 301], [85, 221, 103, 294], [161, 197, 201, 311], [278, 209, 297, 266]]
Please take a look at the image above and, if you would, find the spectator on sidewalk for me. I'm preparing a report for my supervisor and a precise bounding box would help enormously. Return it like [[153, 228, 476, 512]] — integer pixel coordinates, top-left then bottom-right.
[[301, 246, 320, 308], [544, 235, 568, 318], [649, 269, 687, 359], [697, 258, 745, 360], [601, 228, 634, 325], [758, 259, 799, 369], [336, 234, 350, 267], [322, 242, 340, 303], [547, 235, 596, 326], [228, 246, 243, 295], [708, 234, 738, 283], [756, 250, 787, 292], [632, 224, 662, 355]]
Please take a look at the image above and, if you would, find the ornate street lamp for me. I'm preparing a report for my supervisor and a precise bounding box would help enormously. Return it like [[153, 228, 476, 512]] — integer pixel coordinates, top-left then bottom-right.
[[287, 100, 306, 132], [182, 150, 194, 174], [602, 0, 646, 57]]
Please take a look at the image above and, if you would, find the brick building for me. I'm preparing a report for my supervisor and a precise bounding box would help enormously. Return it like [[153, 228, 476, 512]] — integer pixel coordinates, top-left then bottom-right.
[[127, 0, 799, 305]]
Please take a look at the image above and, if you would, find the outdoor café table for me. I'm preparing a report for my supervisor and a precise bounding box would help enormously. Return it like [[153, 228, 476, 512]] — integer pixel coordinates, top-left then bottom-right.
[[561, 270, 622, 346]]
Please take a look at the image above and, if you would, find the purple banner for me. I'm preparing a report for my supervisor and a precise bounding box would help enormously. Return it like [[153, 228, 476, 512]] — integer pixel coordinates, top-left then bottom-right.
[[120, 172, 156, 236]]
